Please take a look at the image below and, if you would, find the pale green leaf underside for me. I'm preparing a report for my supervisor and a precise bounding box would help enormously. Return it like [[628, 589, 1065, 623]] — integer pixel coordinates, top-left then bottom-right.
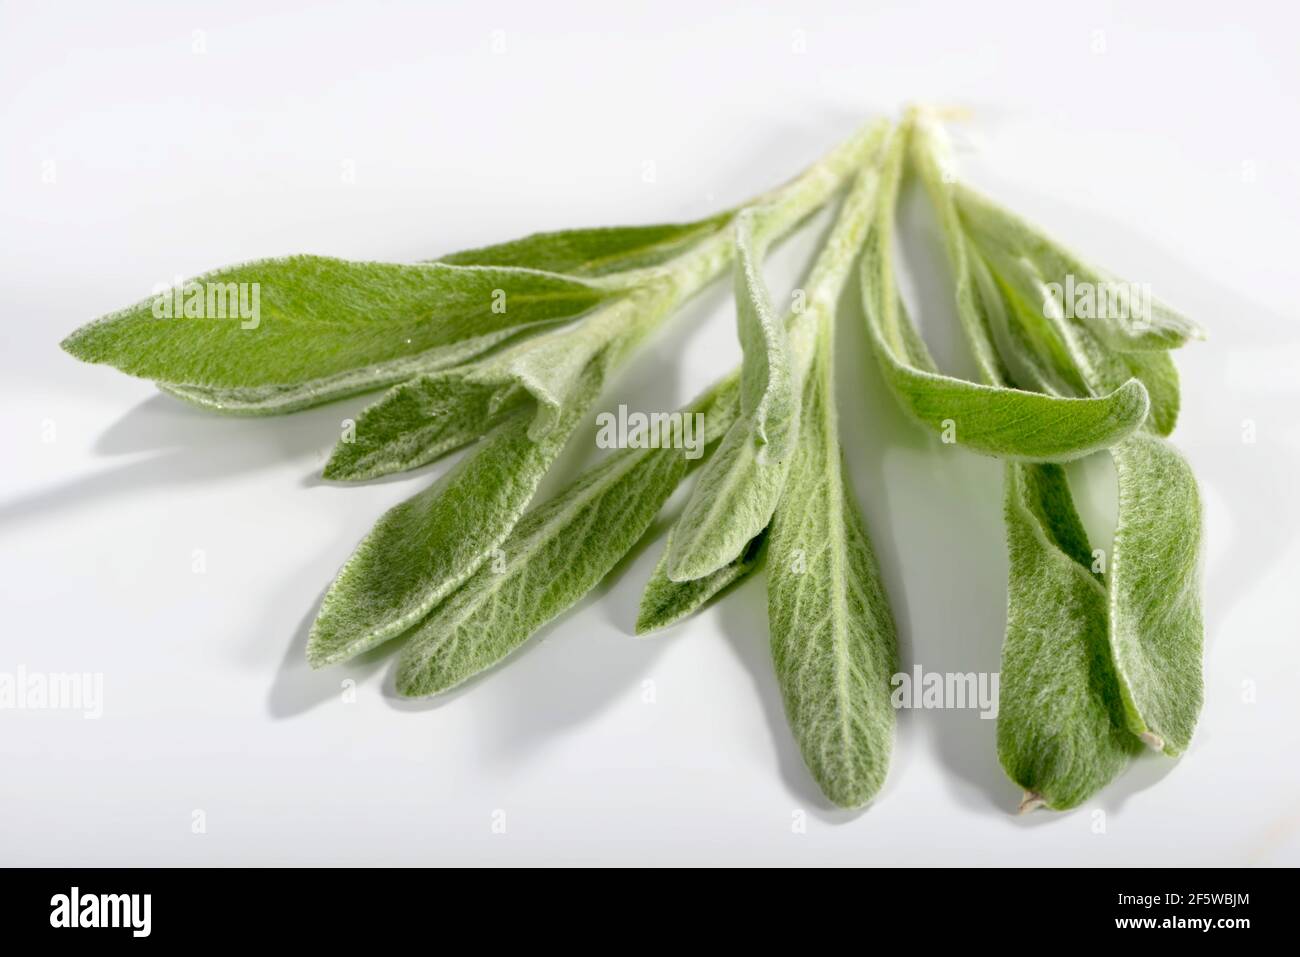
[[154, 322, 553, 416], [392, 372, 744, 694], [323, 293, 667, 481], [998, 463, 1140, 810], [62, 255, 611, 392], [860, 148, 1151, 461], [666, 211, 798, 581], [1108, 433, 1204, 754], [766, 344, 898, 809], [636, 529, 765, 634], [307, 357, 609, 667], [863, 316, 1150, 460], [954, 185, 1204, 352], [973, 241, 1181, 436], [436, 214, 732, 277], [321, 372, 527, 481], [395, 446, 686, 696]]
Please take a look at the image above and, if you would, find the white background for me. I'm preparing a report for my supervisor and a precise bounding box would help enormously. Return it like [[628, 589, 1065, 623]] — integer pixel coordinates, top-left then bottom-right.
[[3, 0, 1298, 866]]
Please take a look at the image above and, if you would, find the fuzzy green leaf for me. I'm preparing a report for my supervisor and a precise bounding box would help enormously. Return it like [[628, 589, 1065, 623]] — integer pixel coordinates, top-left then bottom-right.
[[323, 291, 672, 481], [394, 380, 742, 696], [306, 355, 610, 667], [436, 215, 732, 277], [395, 446, 685, 696], [861, 126, 1150, 460], [972, 242, 1181, 435], [665, 211, 799, 581], [321, 373, 526, 482], [636, 529, 765, 634], [998, 463, 1141, 811], [62, 256, 611, 405], [767, 339, 899, 809], [150, 331, 524, 416], [1108, 433, 1204, 754], [955, 185, 1204, 352]]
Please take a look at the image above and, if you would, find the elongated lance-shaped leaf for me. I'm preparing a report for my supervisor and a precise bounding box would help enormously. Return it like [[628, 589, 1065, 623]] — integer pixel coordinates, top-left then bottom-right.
[[327, 122, 889, 483], [767, 331, 899, 809], [61, 256, 614, 412], [307, 351, 614, 668], [954, 184, 1205, 352], [324, 290, 672, 481], [982, 244, 1205, 753], [314, 127, 892, 665], [998, 462, 1142, 811], [1107, 433, 1204, 754], [861, 120, 1150, 460], [435, 214, 733, 276], [664, 210, 797, 580], [320, 373, 528, 482], [908, 111, 1007, 385], [972, 242, 1181, 435], [395, 379, 743, 696], [637, 529, 766, 635], [666, 126, 891, 582], [154, 328, 536, 417]]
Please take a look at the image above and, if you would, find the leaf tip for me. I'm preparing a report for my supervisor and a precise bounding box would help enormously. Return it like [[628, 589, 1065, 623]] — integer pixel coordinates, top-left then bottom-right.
[[633, 607, 669, 636], [60, 325, 97, 363]]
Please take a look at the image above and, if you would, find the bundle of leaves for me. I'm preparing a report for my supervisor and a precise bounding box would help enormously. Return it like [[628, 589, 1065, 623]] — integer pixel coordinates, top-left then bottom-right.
[[63, 110, 1204, 812]]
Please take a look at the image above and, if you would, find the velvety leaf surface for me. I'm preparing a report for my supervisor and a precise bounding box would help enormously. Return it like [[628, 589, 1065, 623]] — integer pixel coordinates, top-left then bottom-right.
[[1108, 433, 1204, 754], [436, 214, 732, 276], [394, 380, 742, 696], [665, 211, 798, 581], [636, 530, 765, 634], [767, 341, 898, 809], [62, 256, 611, 394], [307, 357, 610, 667], [998, 463, 1141, 810]]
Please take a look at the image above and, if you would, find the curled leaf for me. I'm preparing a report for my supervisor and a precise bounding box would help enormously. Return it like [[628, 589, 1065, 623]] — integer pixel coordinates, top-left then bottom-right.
[[1107, 434, 1204, 755], [862, 123, 1150, 460], [666, 211, 798, 581], [998, 463, 1141, 810]]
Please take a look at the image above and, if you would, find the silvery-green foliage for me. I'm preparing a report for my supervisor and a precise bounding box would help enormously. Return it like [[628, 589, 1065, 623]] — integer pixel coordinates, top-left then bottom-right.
[[1107, 433, 1204, 754], [767, 336, 898, 809], [997, 463, 1141, 810], [636, 529, 765, 634], [664, 210, 799, 581], [435, 215, 734, 276], [60, 113, 1210, 814], [62, 256, 614, 414], [309, 125, 885, 666], [954, 184, 1204, 352], [323, 290, 672, 481], [860, 127, 1150, 461], [307, 354, 612, 668], [906, 110, 1206, 804], [395, 382, 742, 696]]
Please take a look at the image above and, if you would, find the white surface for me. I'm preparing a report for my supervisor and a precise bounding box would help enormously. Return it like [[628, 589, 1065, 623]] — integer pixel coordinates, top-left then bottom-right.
[[2, 0, 1298, 866]]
